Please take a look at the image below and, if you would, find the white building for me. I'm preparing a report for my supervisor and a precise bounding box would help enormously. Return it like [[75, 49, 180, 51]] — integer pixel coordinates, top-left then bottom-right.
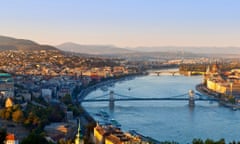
[[5, 134, 19, 144]]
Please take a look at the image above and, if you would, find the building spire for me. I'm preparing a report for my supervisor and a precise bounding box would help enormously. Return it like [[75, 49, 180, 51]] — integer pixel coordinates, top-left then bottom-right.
[[75, 119, 81, 144]]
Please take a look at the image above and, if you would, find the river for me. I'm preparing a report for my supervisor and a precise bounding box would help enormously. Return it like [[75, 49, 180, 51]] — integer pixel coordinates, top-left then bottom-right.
[[82, 74, 240, 143]]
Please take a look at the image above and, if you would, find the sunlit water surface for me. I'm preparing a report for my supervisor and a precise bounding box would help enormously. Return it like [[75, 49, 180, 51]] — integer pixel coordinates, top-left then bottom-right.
[[82, 75, 240, 143]]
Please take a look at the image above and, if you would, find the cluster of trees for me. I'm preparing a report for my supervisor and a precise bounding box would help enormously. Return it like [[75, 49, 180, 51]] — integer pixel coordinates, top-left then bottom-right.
[[21, 132, 52, 144], [192, 138, 225, 144], [0, 128, 6, 144], [0, 93, 84, 143], [21, 132, 73, 144], [0, 103, 66, 144], [61, 94, 83, 117], [24, 103, 65, 131], [0, 103, 65, 132], [0, 104, 24, 123]]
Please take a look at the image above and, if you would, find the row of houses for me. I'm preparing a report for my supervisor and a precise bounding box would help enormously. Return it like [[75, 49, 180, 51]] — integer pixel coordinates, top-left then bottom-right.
[[94, 124, 149, 144], [1, 64, 138, 105]]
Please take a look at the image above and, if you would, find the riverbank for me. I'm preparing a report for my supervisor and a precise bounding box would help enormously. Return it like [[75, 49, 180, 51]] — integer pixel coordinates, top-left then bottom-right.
[[81, 73, 240, 143], [78, 73, 145, 102], [196, 84, 240, 110], [77, 73, 155, 143]]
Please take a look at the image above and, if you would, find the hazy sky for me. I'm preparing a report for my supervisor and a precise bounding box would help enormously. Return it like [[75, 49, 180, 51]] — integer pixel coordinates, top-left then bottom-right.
[[0, 0, 240, 47]]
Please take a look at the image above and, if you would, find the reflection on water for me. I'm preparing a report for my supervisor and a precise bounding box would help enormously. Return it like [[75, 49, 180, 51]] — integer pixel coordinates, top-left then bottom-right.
[[83, 75, 240, 143]]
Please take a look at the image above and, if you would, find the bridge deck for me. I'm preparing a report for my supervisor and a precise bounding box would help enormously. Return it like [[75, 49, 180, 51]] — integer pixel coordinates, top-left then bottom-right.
[[81, 98, 216, 102]]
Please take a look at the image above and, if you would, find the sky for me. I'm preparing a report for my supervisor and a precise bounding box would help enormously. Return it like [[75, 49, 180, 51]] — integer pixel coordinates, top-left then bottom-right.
[[0, 0, 240, 47]]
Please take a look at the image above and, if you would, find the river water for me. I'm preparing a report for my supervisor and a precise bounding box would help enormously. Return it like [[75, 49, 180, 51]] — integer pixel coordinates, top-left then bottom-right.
[[82, 74, 240, 143]]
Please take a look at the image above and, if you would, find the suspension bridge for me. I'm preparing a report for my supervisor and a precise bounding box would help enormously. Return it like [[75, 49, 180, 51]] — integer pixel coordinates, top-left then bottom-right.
[[79, 90, 217, 108]]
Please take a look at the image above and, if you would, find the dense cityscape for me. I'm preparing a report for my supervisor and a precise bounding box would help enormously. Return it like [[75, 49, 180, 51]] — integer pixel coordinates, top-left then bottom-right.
[[1, 0, 240, 143], [0, 39, 240, 143]]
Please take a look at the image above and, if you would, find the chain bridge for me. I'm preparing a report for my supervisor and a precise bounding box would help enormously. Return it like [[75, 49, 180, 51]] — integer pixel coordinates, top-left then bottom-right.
[[80, 90, 217, 108]]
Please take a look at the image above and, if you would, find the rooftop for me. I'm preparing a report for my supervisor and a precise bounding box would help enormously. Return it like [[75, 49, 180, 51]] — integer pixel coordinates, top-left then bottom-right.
[[0, 73, 11, 77], [6, 133, 17, 141]]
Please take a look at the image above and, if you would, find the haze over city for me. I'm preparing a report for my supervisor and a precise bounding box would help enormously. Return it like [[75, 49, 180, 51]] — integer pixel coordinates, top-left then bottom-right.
[[2, 1, 240, 144], [0, 0, 240, 48]]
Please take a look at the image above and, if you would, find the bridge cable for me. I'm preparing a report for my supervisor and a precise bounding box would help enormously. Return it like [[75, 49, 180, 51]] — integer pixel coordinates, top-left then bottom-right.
[[114, 93, 139, 99], [85, 93, 109, 100]]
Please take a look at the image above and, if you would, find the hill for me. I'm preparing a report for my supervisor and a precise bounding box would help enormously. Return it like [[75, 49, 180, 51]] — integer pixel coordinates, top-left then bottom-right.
[[132, 46, 240, 54], [0, 35, 58, 51], [57, 42, 135, 55], [57, 42, 240, 58]]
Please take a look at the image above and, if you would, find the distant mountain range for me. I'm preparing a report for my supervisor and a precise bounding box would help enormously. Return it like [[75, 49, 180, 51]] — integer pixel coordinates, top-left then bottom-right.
[[57, 42, 134, 55], [1, 35, 240, 58], [57, 42, 240, 56], [132, 46, 240, 54], [0, 35, 58, 51]]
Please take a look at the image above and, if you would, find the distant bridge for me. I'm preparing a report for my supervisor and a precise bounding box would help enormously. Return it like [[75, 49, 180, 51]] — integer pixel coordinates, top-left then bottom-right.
[[148, 70, 179, 76], [82, 97, 214, 102], [149, 70, 205, 76], [80, 91, 217, 109]]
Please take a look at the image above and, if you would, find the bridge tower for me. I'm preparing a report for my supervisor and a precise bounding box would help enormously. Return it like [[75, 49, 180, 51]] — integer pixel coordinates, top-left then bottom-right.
[[188, 90, 195, 107], [109, 91, 114, 110], [155, 72, 160, 76]]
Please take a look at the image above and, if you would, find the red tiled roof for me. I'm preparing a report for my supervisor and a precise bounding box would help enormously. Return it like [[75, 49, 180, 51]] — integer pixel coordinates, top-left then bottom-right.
[[6, 134, 16, 140]]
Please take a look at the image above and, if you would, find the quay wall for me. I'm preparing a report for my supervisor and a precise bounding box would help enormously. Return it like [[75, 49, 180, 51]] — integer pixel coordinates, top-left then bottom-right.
[[196, 84, 240, 109], [77, 73, 147, 142]]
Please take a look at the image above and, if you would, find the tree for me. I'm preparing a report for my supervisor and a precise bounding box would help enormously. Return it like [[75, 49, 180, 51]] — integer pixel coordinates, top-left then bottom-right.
[[21, 132, 49, 144], [159, 142, 179, 144], [47, 106, 65, 122], [61, 94, 72, 105], [0, 128, 6, 144], [0, 109, 5, 119], [4, 110, 11, 120], [192, 138, 204, 144], [58, 139, 73, 144], [216, 138, 225, 144], [24, 112, 40, 129], [67, 105, 82, 117], [12, 104, 20, 111], [12, 109, 24, 123]]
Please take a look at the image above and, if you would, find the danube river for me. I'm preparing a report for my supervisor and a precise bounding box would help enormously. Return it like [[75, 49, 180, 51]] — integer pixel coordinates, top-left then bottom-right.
[[82, 74, 240, 143]]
